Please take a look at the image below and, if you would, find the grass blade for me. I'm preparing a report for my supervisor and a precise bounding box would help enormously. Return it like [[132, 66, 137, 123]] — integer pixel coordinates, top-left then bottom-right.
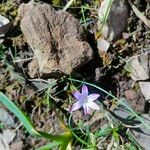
[[0, 92, 40, 136], [36, 141, 61, 150], [0, 92, 73, 145]]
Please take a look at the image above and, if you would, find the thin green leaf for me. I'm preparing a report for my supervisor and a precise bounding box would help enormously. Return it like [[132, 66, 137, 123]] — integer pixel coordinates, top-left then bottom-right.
[[36, 141, 61, 150], [0, 92, 40, 136], [97, 126, 112, 137], [0, 92, 73, 144]]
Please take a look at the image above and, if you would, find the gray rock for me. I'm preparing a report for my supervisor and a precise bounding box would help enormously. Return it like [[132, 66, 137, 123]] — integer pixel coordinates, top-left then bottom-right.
[[125, 53, 150, 81], [132, 114, 150, 150], [0, 108, 16, 128], [0, 15, 12, 44], [115, 101, 150, 150], [0, 129, 16, 150], [98, 0, 129, 41], [139, 82, 150, 101], [18, 1, 93, 78], [97, 38, 110, 52], [0, 15, 11, 36]]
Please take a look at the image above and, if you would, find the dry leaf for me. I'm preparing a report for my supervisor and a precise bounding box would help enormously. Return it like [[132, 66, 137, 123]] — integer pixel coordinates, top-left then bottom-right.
[[125, 53, 150, 81]]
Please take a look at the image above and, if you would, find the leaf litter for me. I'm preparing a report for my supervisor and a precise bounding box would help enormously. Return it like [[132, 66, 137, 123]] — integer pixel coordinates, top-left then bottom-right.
[[0, 0, 150, 149]]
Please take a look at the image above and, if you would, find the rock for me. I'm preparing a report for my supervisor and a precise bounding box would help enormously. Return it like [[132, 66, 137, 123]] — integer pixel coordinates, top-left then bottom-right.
[[31, 78, 57, 92], [139, 82, 150, 101], [124, 89, 145, 112], [132, 114, 150, 150], [0, 15, 11, 36], [0, 129, 16, 150], [124, 90, 139, 101], [125, 53, 150, 81], [98, 0, 129, 41], [0, 15, 12, 44], [0, 108, 16, 128], [115, 105, 150, 150], [97, 38, 110, 52], [10, 141, 23, 150], [18, 1, 93, 78], [122, 32, 131, 39]]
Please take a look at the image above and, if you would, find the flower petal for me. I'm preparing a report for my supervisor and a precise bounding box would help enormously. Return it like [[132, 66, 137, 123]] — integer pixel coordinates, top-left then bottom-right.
[[87, 94, 100, 102], [82, 85, 88, 96], [87, 102, 100, 110], [83, 103, 90, 115], [72, 90, 82, 100], [70, 101, 83, 112]]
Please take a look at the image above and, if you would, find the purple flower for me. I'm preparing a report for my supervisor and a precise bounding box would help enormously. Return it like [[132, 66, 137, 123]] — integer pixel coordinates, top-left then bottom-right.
[[70, 85, 100, 115]]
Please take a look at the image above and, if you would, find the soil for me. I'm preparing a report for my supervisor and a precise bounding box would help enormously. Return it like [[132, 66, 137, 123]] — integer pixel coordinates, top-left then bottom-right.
[[0, 0, 150, 149]]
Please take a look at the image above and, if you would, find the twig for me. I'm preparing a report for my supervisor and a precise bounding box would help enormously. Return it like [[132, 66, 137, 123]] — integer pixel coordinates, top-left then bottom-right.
[[13, 58, 33, 63], [63, 0, 74, 11], [128, 0, 150, 28]]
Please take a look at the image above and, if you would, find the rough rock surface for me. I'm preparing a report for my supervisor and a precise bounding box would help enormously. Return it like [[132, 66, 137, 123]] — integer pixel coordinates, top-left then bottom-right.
[[98, 0, 129, 41], [18, 1, 93, 78]]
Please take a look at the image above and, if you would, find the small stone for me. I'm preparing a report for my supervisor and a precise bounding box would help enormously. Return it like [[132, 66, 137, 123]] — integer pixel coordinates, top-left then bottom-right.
[[0, 15, 11, 36], [18, 1, 93, 78], [0, 108, 16, 128], [124, 89, 145, 112], [139, 82, 150, 101], [10, 141, 23, 150], [97, 38, 110, 52], [124, 89, 139, 100], [122, 32, 131, 39], [98, 0, 129, 41], [125, 53, 150, 81]]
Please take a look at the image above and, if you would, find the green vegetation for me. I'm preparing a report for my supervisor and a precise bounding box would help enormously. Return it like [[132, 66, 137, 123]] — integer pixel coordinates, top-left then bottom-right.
[[0, 76, 147, 149], [0, 0, 149, 149]]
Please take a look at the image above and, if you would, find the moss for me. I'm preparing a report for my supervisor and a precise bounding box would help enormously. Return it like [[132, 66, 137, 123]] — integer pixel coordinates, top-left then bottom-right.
[[52, 0, 61, 6], [51, 0, 87, 7], [0, 0, 18, 20]]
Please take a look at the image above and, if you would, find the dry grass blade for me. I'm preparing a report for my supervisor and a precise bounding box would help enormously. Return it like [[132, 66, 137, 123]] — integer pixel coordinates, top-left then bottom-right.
[[63, 0, 74, 11], [128, 0, 150, 28]]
